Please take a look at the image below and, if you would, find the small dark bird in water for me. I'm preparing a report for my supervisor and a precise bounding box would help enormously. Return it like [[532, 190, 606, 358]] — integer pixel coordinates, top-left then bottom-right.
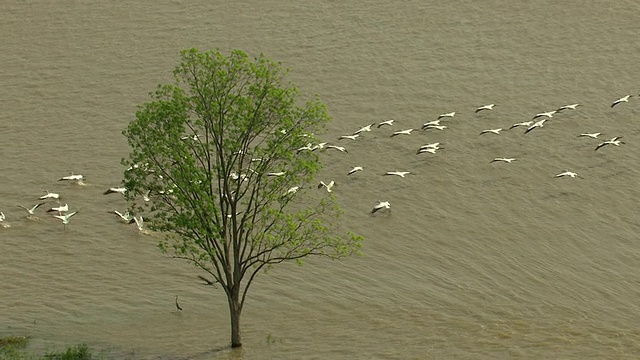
[[175, 295, 183, 311]]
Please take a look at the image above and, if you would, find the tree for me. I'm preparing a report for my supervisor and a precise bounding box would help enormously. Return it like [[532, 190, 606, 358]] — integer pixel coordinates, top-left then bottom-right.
[[121, 48, 363, 348]]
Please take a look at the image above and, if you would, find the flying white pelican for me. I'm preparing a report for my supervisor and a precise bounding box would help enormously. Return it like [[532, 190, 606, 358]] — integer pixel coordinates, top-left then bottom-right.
[[353, 123, 375, 135], [509, 121, 533, 130], [133, 215, 145, 232], [555, 171, 580, 178], [295, 143, 314, 153], [112, 210, 135, 224], [143, 190, 151, 202], [479, 128, 502, 135], [59, 173, 85, 184], [578, 132, 602, 139], [47, 203, 68, 213], [338, 134, 360, 141], [377, 120, 395, 128], [39, 190, 60, 200], [491, 157, 516, 163], [284, 186, 299, 196], [318, 180, 335, 192], [312, 142, 328, 151], [348, 166, 363, 175], [326, 145, 348, 153], [18, 202, 45, 215], [104, 187, 127, 195], [424, 125, 447, 131], [421, 120, 441, 129], [54, 210, 78, 226], [595, 136, 624, 151], [556, 103, 580, 112], [611, 95, 632, 108], [267, 171, 286, 177], [371, 201, 390, 214], [384, 171, 411, 178], [532, 111, 556, 120], [475, 104, 495, 113], [391, 129, 414, 137], [524, 119, 547, 134], [437, 112, 455, 119], [417, 147, 438, 154], [0, 212, 9, 228]]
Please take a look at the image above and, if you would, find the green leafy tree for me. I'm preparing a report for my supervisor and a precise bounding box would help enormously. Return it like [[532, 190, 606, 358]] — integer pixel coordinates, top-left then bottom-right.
[[122, 48, 363, 348]]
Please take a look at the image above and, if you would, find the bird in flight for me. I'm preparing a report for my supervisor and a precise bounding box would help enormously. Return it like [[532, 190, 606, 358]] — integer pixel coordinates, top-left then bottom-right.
[[348, 166, 363, 175], [53, 210, 79, 227], [595, 136, 624, 151], [556, 103, 580, 112], [338, 134, 360, 141], [353, 123, 375, 135], [532, 110, 557, 120], [479, 128, 502, 135], [491, 158, 516, 163], [39, 190, 60, 200], [611, 95, 632, 108], [318, 181, 335, 192], [104, 187, 127, 195], [371, 201, 390, 214], [555, 171, 581, 178], [18, 202, 45, 215], [524, 119, 548, 134], [377, 120, 395, 128], [384, 171, 411, 178], [509, 121, 533, 130], [475, 104, 495, 113], [437, 112, 456, 119], [391, 129, 414, 137], [578, 132, 601, 139]]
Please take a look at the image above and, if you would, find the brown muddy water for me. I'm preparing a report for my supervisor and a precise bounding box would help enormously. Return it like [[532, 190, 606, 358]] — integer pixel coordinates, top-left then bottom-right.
[[2, 1, 640, 359]]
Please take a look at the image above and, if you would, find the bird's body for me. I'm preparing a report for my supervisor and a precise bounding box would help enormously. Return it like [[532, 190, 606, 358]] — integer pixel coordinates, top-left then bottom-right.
[[532, 111, 556, 120], [557, 103, 580, 112], [438, 112, 455, 119], [391, 129, 414, 137], [59, 174, 84, 184], [578, 132, 602, 139], [475, 104, 495, 113], [39, 191, 60, 200], [491, 157, 516, 163], [611, 95, 632, 108], [424, 125, 447, 131], [595, 136, 624, 151], [311, 142, 328, 151], [284, 186, 299, 196], [353, 123, 375, 135], [318, 180, 335, 192], [555, 171, 580, 178], [377, 120, 394, 127], [18, 202, 45, 215], [53, 210, 78, 225], [47, 203, 68, 213], [479, 128, 502, 135], [417, 147, 438, 154], [524, 119, 547, 134], [420, 142, 441, 149], [372, 201, 390, 214], [326, 145, 348, 153], [422, 120, 441, 129], [103, 187, 127, 195], [384, 171, 411, 178], [338, 134, 360, 141], [267, 171, 286, 177], [509, 121, 533, 130], [112, 210, 135, 223], [348, 166, 363, 175]]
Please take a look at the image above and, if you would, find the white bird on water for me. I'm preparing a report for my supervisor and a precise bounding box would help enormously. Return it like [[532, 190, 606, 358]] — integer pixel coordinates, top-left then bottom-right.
[[491, 157, 516, 163], [40, 190, 60, 200], [611, 95, 632, 108], [479, 128, 502, 135], [391, 129, 414, 137], [318, 180, 335, 192], [578, 132, 602, 139], [348, 166, 363, 175], [437, 112, 455, 119], [475, 104, 495, 113], [377, 119, 395, 128], [384, 171, 411, 178], [595, 136, 624, 151], [555, 171, 580, 178], [371, 201, 390, 214]]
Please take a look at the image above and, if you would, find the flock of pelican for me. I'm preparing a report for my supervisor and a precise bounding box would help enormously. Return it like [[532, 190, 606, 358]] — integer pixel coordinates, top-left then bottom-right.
[[304, 94, 636, 214], [0, 173, 145, 231]]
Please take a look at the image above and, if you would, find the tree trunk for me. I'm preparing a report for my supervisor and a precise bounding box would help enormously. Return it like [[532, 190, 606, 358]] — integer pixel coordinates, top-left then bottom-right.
[[229, 289, 243, 348]]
